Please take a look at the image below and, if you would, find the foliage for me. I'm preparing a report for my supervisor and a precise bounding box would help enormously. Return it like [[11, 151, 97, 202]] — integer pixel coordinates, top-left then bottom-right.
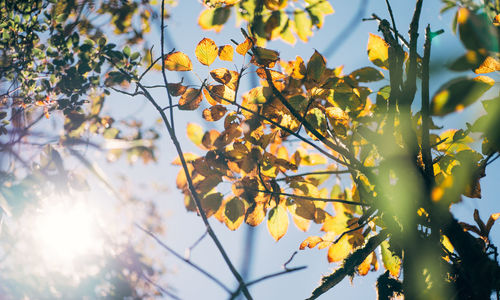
[[1, 0, 500, 299]]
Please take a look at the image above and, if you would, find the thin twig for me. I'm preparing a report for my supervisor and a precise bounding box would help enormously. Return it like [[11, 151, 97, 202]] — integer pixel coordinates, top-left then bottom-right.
[[283, 251, 298, 270], [275, 170, 350, 181], [384, 0, 399, 44], [141, 274, 182, 300], [135, 224, 232, 294], [161, 0, 175, 134]]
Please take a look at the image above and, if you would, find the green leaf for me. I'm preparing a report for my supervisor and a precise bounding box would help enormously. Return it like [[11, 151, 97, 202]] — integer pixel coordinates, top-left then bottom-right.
[[306, 50, 326, 82], [350, 67, 384, 82], [381, 240, 401, 278], [431, 76, 494, 116], [294, 10, 312, 42]]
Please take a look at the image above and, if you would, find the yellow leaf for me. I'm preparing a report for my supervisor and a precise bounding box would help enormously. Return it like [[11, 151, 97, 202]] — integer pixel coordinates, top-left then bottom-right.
[[195, 38, 219, 66], [474, 56, 500, 74], [256, 68, 286, 81], [179, 88, 203, 110], [358, 252, 374, 275], [204, 84, 235, 105], [245, 202, 266, 226], [186, 123, 204, 147], [172, 153, 199, 165], [367, 33, 389, 69], [299, 236, 323, 250], [267, 205, 289, 241], [210, 68, 239, 90], [198, 7, 230, 32], [327, 235, 351, 263], [294, 10, 312, 42], [224, 197, 245, 230], [381, 240, 401, 277], [164, 51, 193, 71], [236, 38, 253, 55], [264, 0, 287, 10], [218, 45, 234, 61]]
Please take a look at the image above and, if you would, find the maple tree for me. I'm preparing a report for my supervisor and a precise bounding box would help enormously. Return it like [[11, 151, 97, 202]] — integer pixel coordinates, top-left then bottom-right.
[[1, 0, 500, 299]]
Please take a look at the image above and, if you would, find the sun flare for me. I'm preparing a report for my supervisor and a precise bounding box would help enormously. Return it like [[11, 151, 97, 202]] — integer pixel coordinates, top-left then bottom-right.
[[32, 199, 102, 267]]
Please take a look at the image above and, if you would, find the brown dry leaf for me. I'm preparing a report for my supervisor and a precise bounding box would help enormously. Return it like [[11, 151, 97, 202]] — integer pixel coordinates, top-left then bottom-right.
[[202, 105, 227, 121], [224, 197, 246, 230], [164, 51, 193, 71], [210, 68, 239, 90], [204, 84, 235, 105], [195, 38, 219, 66], [167, 82, 187, 96], [179, 88, 203, 110], [202, 129, 220, 149], [218, 45, 234, 61]]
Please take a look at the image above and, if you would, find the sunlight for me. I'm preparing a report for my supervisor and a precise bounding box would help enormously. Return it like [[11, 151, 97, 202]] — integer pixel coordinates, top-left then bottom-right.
[[32, 198, 103, 268]]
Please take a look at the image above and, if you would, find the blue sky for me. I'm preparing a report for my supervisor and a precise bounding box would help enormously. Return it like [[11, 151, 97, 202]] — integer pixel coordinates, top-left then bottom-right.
[[99, 1, 500, 299]]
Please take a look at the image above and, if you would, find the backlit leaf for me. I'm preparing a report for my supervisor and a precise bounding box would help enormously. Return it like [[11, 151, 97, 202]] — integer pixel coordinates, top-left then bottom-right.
[[203, 105, 227, 121], [186, 123, 204, 147], [306, 50, 326, 82], [224, 197, 245, 230], [236, 38, 253, 55], [367, 34, 389, 69], [198, 7, 231, 32], [245, 202, 266, 226], [164, 51, 193, 71], [327, 235, 351, 262], [294, 10, 312, 42], [256, 68, 286, 81], [267, 205, 289, 241], [179, 88, 203, 110], [210, 68, 239, 90], [218, 45, 234, 61], [167, 81, 187, 96], [475, 56, 500, 74], [299, 236, 323, 249], [264, 0, 287, 10], [431, 76, 493, 116], [172, 153, 199, 165], [350, 67, 384, 82], [201, 192, 223, 218], [381, 240, 401, 277], [195, 38, 219, 66]]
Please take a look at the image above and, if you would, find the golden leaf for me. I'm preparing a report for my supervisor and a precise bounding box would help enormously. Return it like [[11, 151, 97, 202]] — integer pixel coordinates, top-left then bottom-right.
[[327, 235, 351, 263], [218, 45, 234, 61], [367, 34, 389, 69], [299, 236, 323, 250], [195, 38, 219, 66], [186, 123, 204, 147], [164, 51, 193, 71], [236, 38, 253, 55], [267, 205, 289, 241]]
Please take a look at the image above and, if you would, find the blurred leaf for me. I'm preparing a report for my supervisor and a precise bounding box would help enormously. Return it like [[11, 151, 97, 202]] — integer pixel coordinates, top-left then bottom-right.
[[350, 67, 384, 82], [431, 76, 493, 116], [203, 105, 227, 121], [381, 240, 401, 278], [198, 7, 231, 32], [186, 123, 204, 147], [327, 235, 351, 262]]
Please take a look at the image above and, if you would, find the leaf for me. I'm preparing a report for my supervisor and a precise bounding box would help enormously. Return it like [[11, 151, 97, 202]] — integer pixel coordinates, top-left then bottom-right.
[[203, 105, 227, 121], [327, 235, 351, 263], [256, 68, 286, 81], [381, 240, 401, 278], [475, 56, 500, 74], [172, 153, 199, 165], [204, 84, 235, 105], [236, 38, 253, 55], [367, 33, 389, 69], [224, 197, 245, 230], [195, 38, 219, 66], [179, 88, 203, 110], [430, 76, 494, 116], [164, 51, 193, 71], [267, 205, 289, 241], [201, 192, 223, 218], [264, 0, 287, 10], [186, 123, 204, 147], [294, 10, 312, 42], [210, 68, 239, 90], [306, 50, 326, 82], [218, 45, 234, 61], [350, 67, 384, 82], [167, 81, 187, 96], [299, 236, 323, 249], [198, 7, 231, 32], [358, 252, 374, 276], [245, 202, 266, 226], [252, 47, 280, 67]]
